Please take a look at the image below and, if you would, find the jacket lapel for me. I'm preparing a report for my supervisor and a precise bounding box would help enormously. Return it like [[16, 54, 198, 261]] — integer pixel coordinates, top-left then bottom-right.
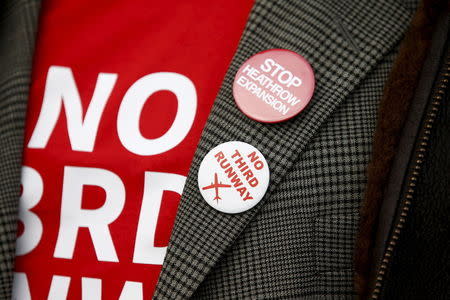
[[0, 0, 40, 299], [154, 0, 413, 298], [0, 0, 41, 297]]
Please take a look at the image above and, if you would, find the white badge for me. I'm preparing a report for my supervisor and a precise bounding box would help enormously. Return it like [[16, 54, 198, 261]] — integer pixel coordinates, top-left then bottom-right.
[[198, 141, 270, 214]]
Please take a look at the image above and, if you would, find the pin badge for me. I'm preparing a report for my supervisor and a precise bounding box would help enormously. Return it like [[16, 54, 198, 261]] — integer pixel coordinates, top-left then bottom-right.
[[198, 141, 270, 214], [233, 49, 315, 123]]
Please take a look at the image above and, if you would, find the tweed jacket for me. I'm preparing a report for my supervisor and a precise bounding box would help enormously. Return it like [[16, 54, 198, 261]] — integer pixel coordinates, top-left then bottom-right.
[[3, 0, 447, 299]]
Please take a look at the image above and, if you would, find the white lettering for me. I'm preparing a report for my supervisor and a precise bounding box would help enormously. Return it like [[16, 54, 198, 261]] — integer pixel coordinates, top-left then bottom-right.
[[12, 272, 31, 300], [54, 167, 125, 262], [82, 277, 102, 300], [117, 72, 197, 155], [48, 275, 70, 300], [28, 66, 117, 152], [133, 172, 186, 264], [119, 281, 143, 300], [16, 166, 43, 256]]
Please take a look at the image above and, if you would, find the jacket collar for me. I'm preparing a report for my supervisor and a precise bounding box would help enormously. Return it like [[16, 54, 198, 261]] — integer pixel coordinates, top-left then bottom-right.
[[153, 0, 414, 298]]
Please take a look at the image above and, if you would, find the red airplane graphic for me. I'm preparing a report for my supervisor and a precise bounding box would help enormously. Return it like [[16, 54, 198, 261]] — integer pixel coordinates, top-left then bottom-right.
[[202, 173, 231, 202]]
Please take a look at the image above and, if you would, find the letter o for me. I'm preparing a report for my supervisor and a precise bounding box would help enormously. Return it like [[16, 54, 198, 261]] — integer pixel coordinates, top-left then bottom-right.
[[278, 70, 293, 85], [117, 73, 197, 155], [254, 160, 264, 170]]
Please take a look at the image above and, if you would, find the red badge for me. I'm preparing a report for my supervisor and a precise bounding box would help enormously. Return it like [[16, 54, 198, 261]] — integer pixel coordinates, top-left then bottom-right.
[[233, 49, 315, 123]]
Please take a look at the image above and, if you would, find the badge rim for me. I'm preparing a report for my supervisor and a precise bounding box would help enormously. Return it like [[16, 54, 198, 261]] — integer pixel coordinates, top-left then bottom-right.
[[233, 48, 315, 123], [198, 141, 270, 214]]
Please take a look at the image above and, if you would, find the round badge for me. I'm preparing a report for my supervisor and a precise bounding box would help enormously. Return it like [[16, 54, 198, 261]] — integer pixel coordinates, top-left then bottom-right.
[[198, 141, 270, 214], [233, 49, 315, 123]]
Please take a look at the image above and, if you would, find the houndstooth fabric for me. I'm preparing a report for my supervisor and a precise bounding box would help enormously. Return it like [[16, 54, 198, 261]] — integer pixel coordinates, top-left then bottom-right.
[[402, 0, 421, 12], [0, 0, 40, 298], [154, 0, 415, 299], [192, 50, 398, 299], [0, 0, 417, 299]]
